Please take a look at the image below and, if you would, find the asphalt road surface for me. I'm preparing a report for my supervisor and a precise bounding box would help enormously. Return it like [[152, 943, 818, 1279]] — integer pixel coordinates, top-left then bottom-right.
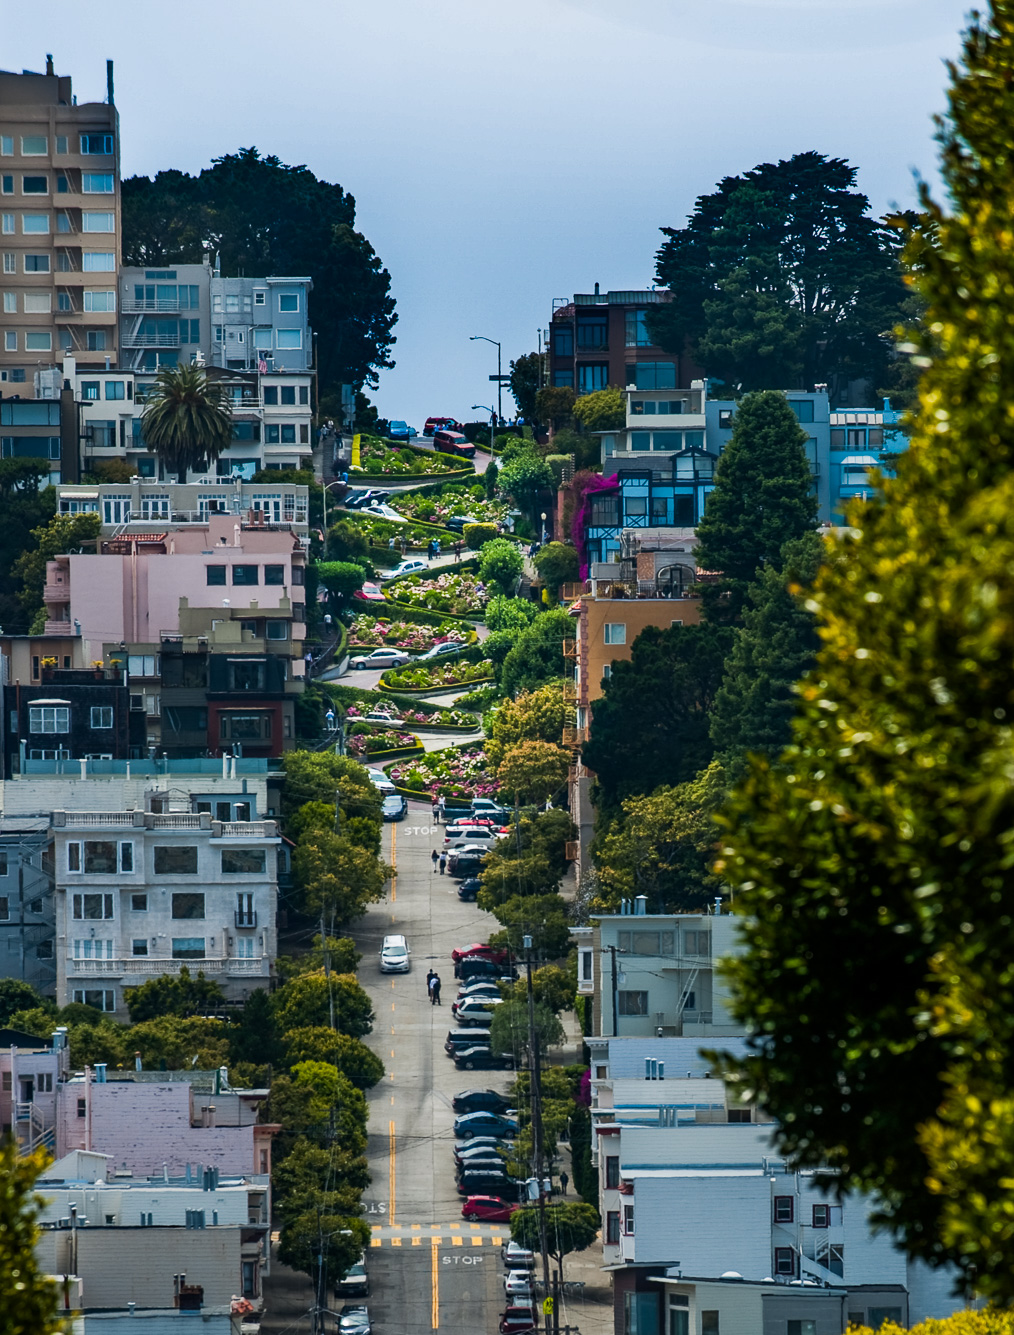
[[354, 799, 515, 1335]]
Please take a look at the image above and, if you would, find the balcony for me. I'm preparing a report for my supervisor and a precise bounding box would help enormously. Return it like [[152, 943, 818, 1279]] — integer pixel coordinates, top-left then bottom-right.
[[562, 639, 578, 660], [121, 298, 182, 313], [562, 726, 588, 748], [120, 331, 181, 348], [44, 619, 74, 636], [70, 957, 269, 976], [235, 910, 258, 929], [43, 583, 71, 603]]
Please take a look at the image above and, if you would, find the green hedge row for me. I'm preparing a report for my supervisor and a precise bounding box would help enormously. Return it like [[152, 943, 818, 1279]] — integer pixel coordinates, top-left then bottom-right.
[[376, 676, 495, 697]]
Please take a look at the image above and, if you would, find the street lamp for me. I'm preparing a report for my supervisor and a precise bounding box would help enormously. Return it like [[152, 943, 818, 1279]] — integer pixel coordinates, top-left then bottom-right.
[[320, 479, 348, 559], [540, 510, 547, 545], [472, 404, 496, 452], [471, 334, 503, 425]]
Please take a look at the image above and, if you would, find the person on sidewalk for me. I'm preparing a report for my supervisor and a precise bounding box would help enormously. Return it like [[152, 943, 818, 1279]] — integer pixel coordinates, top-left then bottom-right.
[[432, 797, 440, 824], [428, 973, 439, 1005], [439, 851, 447, 875], [432, 974, 442, 1005], [431, 849, 439, 872], [559, 1170, 569, 1195], [438, 795, 446, 824], [454, 540, 462, 562]]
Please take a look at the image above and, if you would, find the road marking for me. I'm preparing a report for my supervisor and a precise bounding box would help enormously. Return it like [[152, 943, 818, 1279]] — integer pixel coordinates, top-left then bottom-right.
[[372, 1224, 381, 1232], [472, 1236, 483, 1246], [370, 1237, 381, 1247], [391, 1236, 401, 1247], [450, 1223, 460, 1231], [452, 1235, 462, 1247], [389, 1121, 396, 1226], [391, 1049, 395, 1058], [431, 1239, 440, 1329], [411, 1224, 421, 1229], [492, 1235, 502, 1245], [390, 821, 396, 902], [412, 1235, 421, 1245]]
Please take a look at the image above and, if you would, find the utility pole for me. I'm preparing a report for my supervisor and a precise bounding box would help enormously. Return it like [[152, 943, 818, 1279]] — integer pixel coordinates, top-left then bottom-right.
[[608, 944, 619, 1036], [524, 934, 552, 1334]]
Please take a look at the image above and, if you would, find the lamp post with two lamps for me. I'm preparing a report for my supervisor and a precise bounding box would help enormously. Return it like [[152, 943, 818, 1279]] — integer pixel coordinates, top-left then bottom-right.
[[470, 334, 503, 427], [472, 404, 497, 453]]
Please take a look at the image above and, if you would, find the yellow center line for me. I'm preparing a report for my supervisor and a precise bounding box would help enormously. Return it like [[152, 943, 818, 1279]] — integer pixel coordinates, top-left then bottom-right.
[[431, 1238, 440, 1329], [389, 1120, 396, 1226]]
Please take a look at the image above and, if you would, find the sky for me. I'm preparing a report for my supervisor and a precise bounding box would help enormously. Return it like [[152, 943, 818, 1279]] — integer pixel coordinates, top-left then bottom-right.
[[7, 0, 972, 426]]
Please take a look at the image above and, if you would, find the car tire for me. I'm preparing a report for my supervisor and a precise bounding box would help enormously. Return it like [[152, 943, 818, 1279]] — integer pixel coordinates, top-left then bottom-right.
[[466, 1212, 480, 1222], [464, 1061, 475, 1069]]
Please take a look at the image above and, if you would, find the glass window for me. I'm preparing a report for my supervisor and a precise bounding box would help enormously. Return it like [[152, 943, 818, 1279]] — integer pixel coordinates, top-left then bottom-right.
[[786, 1323, 816, 1335], [278, 293, 299, 312], [254, 290, 266, 305], [24, 292, 51, 313], [90, 706, 113, 729], [867, 1312, 902, 1329], [131, 893, 148, 911], [22, 214, 49, 233], [652, 431, 683, 451], [22, 176, 48, 195], [262, 386, 278, 405], [103, 379, 125, 399], [25, 332, 52, 351], [276, 329, 302, 349], [625, 309, 652, 347], [232, 564, 259, 585], [23, 253, 49, 272], [264, 564, 285, 585], [156, 846, 199, 875], [633, 362, 676, 390], [603, 623, 626, 645], [774, 1248, 795, 1276], [56, 212, 71, 233], [606, 1212, 620, 1245], [172, 937, 206, 959], [21, 136, 48, 155], [82, 252, 115, 271], [82, 173, 114, 193], [281, 424, 296, 443], [81, 381, 100, 401], [1, 215, 12, 234], [701, 1314, 720, 1335], [789, 400, 815, 423], [3, 254, 15, 273], [605, 1156, 620, 1189], [774, 1196, 794, 1223], [222, 848, 266, 874], [265, 424, 280, 444], [280, 385, 296, 405], [206, 565, 227, 585], [552, 370, 574, 388], [0, 137, 10, 156], [617, 990, 648, 1015], [29, 705, 69, 734], [72, 892, 114, 919], [578, 363, 609, 394], [84, 290, 116, 312], [812, 1204, 829, 1227], [230, 660, 266, 691], [80, 134, 114, 155], [171, 891, 205, 919], [265, 620, 288, 640], [132, 939, 148, 956], [74, 989, 115, 1012], [553, 325, 574, 356], [82, 212, 115, 232]]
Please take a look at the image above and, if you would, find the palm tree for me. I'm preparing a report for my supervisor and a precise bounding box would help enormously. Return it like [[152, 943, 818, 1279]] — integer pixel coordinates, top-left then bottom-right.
[[140, 363, 233, 482]]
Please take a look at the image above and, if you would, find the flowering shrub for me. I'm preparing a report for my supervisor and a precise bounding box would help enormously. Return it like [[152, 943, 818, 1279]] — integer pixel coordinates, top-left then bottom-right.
[[346, 728, 421, 756], [386, 571, 488, 616], [396, 490, 511, 526], [348, 616, 471, 650], [352, 438, 458, 476], [388, 745, 499, 798], [381, 659, 494, 691], [344, 703, 478, 729]]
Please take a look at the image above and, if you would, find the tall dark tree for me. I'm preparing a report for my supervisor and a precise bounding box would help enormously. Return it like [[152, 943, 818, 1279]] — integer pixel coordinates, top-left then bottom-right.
[[141, 363, 233, 482], [120, 149, 396, 394], [709, 530, 823, 773], [648, 151, 907, 392], [509, 352, 542, 422], [582, 622, 732, 808], [0, 460, 55, 632], [694, 390, 816, 615]]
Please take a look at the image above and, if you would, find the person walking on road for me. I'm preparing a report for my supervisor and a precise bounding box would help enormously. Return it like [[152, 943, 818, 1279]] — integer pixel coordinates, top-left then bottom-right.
[[431, 849, 439, 872], [454, 540, 462, 562], [432, 797, 440, 824], [439, 851, 447, 875], [426, 968, 436, 998], [560, 1171, 569, 1195], [438, 795, 446, 824], [432, 974, 442, 1005]]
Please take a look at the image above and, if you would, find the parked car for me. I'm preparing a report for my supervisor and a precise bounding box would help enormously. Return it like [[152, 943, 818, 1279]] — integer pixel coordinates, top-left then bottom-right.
[[388, 420, 417, 441], [445, 514, 481, 535], [381, 558, 428, 582], [433, 429, 476, 460], [471, 798, 510, 822], [500, 1305, 538, 1334], [444, 825, 502, 847], [338, 1305, 372, 1335], [502, 1240, 536, 1269], [457, 1171, 521, 1200], [453, 1047, 516, 1071], [334, 1255, 370, 1297], [454, 996, 504, 1025], [452, 942, 509, 965], [445, 1029, 492, 1056], [448, 849, 487, 880], [424, 416, 461, 437], [458, 955, 517, 983], [462, 1195, 518, 1224], [362, 503, 407, 522], [415, 641, 463, 663], [454, 1112, 519, 1139], [380, 934, 410, 973], [382, 794, 408, 822], [350, 648, 411, 670], [457, 877, 481, 902], [345, 489, 390, 509], [366, 769, 396, 795], [365, 708, 398, 723], [454, 1155, 509, 1178], [454, 1135, 514, 1159], [452, 1089, 513, 1115], [504, 1272, 535, 1300], [353, 582, 387, 605], [455, 979, 502, 1000]]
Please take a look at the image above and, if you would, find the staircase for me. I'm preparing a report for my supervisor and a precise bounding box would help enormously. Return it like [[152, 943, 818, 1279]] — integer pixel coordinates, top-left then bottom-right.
[[15, 1102, 55, 1154]]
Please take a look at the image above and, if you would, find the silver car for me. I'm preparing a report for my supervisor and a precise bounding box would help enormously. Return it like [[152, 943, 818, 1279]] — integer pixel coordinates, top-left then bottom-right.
[[350, 648, 411, 670]]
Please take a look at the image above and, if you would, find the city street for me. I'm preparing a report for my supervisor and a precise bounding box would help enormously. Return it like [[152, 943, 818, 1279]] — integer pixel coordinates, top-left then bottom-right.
[[354, 799, 512, 1335]]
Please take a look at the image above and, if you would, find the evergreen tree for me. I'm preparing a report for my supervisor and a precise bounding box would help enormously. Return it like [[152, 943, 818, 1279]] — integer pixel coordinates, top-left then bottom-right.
[[0, 1140, 65, 1335], [714, 3, 1014, 1299], [709, 530, 822, 773], [694, 390, 816, 615]]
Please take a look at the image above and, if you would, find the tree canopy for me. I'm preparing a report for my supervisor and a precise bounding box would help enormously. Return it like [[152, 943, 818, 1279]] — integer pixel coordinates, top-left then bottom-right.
[[572, 386, 625, 432], [478, 538, 524, 596], [140, 363, 233, 482], [487, 685, 567, 769], [647, 150, 907, 393], [510, 1202, 600, 1274], [124, 966, 226, 1023], [11, 511, 100, 634], [0, 1141, 65, 1335], [713, 4, 1014, 1301], [509, 352, 542, 422], [121, 148, 396, 393]]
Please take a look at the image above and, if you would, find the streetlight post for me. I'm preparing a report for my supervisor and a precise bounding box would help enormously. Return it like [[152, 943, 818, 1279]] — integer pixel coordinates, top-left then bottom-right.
[[471, 334, 502, 426], [472, 405, 497, 453], [524, 933, 553, 1335], [320, 479, 346, 560], [540, 511, 547, 545]]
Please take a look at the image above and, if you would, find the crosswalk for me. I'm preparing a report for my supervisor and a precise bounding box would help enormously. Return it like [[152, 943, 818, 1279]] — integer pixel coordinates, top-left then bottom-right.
[[369, 1222, 505, 1248]]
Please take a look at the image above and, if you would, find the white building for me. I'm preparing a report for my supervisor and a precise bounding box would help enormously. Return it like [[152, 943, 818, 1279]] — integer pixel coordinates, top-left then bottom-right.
[[52, 807, 279, 1017]]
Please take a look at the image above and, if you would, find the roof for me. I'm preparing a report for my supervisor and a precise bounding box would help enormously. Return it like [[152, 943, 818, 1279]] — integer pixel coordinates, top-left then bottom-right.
[[0, 1028, 51, 1049], [597, 1037, 750, 1079]]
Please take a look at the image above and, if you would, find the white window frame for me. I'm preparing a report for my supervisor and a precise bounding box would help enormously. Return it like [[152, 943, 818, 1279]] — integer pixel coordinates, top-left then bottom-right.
[[90, 705, 114, 729], [22, 214, 50, 234], [25, 331, 53, 352], [71, 892, 115, 919], [21, 135, 48, 156], [30, 704, 69, 734], [278, 293, 300, 313], [1, 214, 13, 235], [72, 989, 116, 1012], [81, 173, 114, 194], [82, 212, 115, 233], [603, 623, 626, 645]]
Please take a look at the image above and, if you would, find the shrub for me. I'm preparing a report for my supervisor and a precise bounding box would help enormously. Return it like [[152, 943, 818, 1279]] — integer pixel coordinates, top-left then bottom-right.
[[464, 522, 498, 550]]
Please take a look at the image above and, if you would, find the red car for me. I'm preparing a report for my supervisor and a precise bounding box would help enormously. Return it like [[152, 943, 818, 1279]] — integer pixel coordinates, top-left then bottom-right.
[[353, 582, 386, 604], [461, 1195, 518, 1223], [451, 943, 509, 966], [500, 1307, 537, 1334], [424, 416, 461, 437]]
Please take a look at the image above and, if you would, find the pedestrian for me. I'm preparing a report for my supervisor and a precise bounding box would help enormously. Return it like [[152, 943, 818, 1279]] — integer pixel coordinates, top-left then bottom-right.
[[426, 540, 433, 563], [432, 974, 442, 1005], [400, 536, 408, 557], [428, 974, 438, 1005], [454, 540, 462, 562], [439, 851, 447, 875], [433, 538, 441, 557], [560, 1170, 569, 1196], [432, 796, 440, 824], [431, 848, 439, 872], [438, 795, 446, 824], [426, 968, 436, 997], [389, 536, 396, 552]]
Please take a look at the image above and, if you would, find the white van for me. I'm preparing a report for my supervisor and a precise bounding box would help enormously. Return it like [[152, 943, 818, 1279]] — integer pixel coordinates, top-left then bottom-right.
[[381, 934, 410, 973]]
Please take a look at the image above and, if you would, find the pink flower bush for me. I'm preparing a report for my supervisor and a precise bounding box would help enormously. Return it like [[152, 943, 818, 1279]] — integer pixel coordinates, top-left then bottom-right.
[[388, 745, 499, 798], [348, 615, 470, 650]]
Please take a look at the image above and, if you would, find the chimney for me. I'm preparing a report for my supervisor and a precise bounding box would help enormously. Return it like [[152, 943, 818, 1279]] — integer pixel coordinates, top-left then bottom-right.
[[106, 59, 114, 106], [46, 54, 55, 76], [657, 1062, 664, 1081], [95, 1063, 107, 1083], [594, 282, 600, 297], [635, 895, 647, 916]]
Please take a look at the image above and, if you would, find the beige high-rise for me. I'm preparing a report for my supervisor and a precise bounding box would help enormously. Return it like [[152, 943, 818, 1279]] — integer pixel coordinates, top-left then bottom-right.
[[0, 57, 120, 396]]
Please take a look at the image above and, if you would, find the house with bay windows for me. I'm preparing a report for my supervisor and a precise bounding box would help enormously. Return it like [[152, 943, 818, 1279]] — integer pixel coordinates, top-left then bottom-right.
[[51, 805, 279, 1017], [2, 665, 143, 778]]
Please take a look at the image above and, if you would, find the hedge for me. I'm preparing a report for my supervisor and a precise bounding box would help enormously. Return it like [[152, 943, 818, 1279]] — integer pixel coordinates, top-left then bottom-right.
[[376, 677, 494, 697], [321, 682, 481, 730], [351, 603, 481, 633], [349, 741, 425, 762]]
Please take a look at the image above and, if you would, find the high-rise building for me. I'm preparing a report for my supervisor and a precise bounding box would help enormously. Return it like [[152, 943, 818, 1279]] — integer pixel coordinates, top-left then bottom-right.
[[0, 57, 120, 393]]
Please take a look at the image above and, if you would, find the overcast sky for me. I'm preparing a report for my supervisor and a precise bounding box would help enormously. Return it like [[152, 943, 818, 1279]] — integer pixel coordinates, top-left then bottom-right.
[[7, 0, 971, 425]]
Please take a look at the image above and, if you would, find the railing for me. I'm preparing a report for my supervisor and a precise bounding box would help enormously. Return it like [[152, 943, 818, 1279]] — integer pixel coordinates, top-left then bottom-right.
[[44, 620, 74, 636], [121, 298, 182, 313], [560, 583, 590, 600], [562, 639, 578, 660], [61, 811, 139, 827], [235, 911, 258, 929], [70, 957, 268, 976], [15, 1102, 54, 1154], [151, 814, 203, 829], [218, 821, 277, 837], [43, 583, 70, 601], [120, 331, 181, 348], [562, 726, 588, 747]]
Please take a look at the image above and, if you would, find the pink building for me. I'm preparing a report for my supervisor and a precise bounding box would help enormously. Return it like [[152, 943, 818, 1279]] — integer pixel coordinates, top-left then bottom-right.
[[56, 1068, 279, 1179], [43, 516, 308, 663]]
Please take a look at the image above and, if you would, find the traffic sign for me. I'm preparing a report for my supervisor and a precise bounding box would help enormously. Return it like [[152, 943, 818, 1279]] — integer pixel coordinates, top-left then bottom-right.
[[542, 1298, 554, 1316], [489, 374, 512, 381]]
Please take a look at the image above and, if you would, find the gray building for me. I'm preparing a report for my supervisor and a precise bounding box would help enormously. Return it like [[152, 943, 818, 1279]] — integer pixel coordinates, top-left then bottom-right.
[[0, 817, 55, 995]]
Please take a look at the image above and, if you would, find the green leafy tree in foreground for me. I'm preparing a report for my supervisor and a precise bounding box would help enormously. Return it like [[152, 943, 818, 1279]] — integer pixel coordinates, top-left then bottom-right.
[[281, 1028, 385, 1088], [0, 460, 55, 632], [140, 363, 233, 482], [478, 538, 524, 596], [693, 389, 816, 616], [509, 352, 542, 422], [12, 511, 100, 633], [497, 451, 555, 524], [124, 966, 226, 1022], [490, 999, 564, 1062], [510, 1202, 600, 1283], [533, 542, 580, 599], [713, 3, 1014, 1301], [572, 386, 625, 432], [0, 1139, 65, 1335], [273, 971, 375, 1038], [487, 684, 566, 769], [0, 980, 46, 1028], [496, 740, 570, 807], [315, 560, 366, 616]]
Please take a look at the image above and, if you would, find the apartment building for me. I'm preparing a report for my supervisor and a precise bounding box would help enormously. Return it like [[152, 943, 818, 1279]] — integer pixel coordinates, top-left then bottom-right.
[[549, 287, 702, 395], [56, 477, 310, 538], [2, 664, 144, 777], [0, 59, 120, 388], [0, 818, 55, 990], [0, 1024, 69, 1151], [51, 807, 279, 1017]]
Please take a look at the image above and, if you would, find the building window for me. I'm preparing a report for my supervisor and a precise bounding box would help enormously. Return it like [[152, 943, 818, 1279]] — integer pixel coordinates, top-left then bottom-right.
[[811, 1204, 830, 1228], [617, 991, 648, 1016], [281, 424, 296, 443], [24, 291, 51, 313], [81, 380, 100, 401], [633, 362, 676, 390], [131, 893, 148, 912], [21, 214, 50, 235], [867, 1311, 902, 1328], [276, 329, 302, 349], [701, 1314, 720, 1335], [0, 138, 10, 156], [603, 623, 626, 645], [132, 939, 148, 956], [684, 929, 710, 955], [206, 565, 227, 585], [21, 136, 48, 155], [606, 1212, 620, 1245], [84, 291, 116, 312], [25, 332, 52, 352], [157, 847, 199, 876], [625, 309, 652, 347], [279, 293, 299, 312], [172, 937, 206, 960], [171, 891, 205, 920], [578, 363, 609, 394], [552, 370, 574, 388], [232, 564, 259, 585], [622, 1204, 634, 1234], [1, 216, 12, 235], [71, 893, 114, 920], [82, 173, 115, 194], [90, 706, 113, 729], [789, 400, 815, 423], [80, 134, 114, 155], [222, 848, 266, 874], [82, 252, 116, 271], [22, 176, 48, 195], [605, 1156, 619, 1189], [3, 254, 14, 273], [82, 211, 115, 232], [254, 290, 266, 306], [0, 896, 8, 920], [774, 1248, 796, 1276], [23, 253, 50, 273], [29, 706, 69, 734], [263, 564, 285, 586], [0, 853, 7, 876], [280, 385, 296, 405], [727, 1108, 751, 1123], [4, 332, 15, 351], [262, 386, 278, 405], [774, 1196, 794, 1223], [73, 989, 115, 1012]]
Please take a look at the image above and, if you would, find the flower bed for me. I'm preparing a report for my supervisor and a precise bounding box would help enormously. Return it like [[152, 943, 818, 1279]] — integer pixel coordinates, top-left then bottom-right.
[[380, 659, 495, 693], [384, 570, 488, 616], [395, 489, 512, 528], [344, 701, 479, 731], [348, 615, 474, 651], [346, 726, 423, 760], [351, 438, 461, 477], [386, 743, 499, 799]]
